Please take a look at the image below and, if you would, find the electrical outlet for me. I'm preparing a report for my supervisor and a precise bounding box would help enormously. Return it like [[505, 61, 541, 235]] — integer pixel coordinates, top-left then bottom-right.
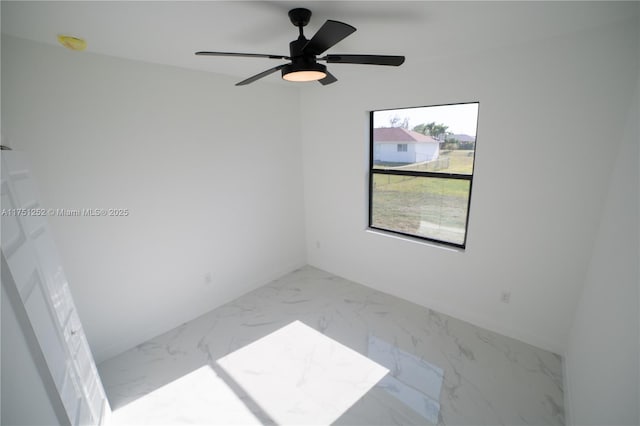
[[204, 272, 213, 284], [500, 291, 511, 304], [316, 240, 321, 249]]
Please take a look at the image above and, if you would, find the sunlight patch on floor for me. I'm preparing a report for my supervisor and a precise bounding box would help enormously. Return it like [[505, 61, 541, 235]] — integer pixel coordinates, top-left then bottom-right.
[[111, 320, 389, 425], [216, 320, 389, 425], [111, 365, 262, 425]]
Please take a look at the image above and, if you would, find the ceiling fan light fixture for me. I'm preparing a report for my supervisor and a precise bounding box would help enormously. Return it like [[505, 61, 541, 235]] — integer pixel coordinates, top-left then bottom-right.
[[282, 63, 327, 82]]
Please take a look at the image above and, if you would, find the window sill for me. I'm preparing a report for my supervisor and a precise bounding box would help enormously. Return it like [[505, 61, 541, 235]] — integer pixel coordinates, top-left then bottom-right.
[[365, 228, 465, 253]]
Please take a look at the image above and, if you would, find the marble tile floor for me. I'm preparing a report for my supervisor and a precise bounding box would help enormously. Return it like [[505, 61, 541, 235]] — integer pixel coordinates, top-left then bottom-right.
[[98, 266, 564, 425]]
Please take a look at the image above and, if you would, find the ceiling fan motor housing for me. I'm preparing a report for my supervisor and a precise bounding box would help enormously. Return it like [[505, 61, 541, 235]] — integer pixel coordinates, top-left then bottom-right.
[[284, 36, 325, 77], [289, 37, 310, 58]]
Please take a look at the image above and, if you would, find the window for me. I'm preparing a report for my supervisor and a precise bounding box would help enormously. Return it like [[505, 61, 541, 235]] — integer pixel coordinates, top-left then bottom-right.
[[369, 102, 479, 248]]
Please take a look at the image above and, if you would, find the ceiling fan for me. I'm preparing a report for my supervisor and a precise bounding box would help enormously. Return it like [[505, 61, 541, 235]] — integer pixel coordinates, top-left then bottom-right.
[[195, 8, 405, 86]]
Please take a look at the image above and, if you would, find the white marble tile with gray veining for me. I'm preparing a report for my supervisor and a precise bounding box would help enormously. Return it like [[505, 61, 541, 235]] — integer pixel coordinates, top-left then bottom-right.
[[98, 266, 564, 425]]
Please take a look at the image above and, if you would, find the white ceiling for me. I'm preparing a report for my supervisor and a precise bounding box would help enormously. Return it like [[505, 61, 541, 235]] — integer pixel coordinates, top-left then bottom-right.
[[2, 1, 638, 85]]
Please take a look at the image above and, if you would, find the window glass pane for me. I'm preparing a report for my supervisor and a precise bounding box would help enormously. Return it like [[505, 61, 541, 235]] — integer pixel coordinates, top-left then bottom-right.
[[371, 174, 470, 246], [372, 103, 478, 175], [372, 150, 475, 174]]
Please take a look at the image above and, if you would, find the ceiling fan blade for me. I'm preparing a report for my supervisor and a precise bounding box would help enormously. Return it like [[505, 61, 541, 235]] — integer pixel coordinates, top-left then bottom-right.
[[303, 20, 356, 55], [321, 54, 405, 66], [236, 64, 287, 86], [318, 71, 338, 86], [196, 51, 290, 60]]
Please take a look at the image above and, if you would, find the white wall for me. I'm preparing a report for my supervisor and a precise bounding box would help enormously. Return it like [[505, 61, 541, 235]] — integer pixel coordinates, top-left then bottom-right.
[[563, 75, 639, 425], [301, 18, 639, 354], [1, 35, 306, 362]]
